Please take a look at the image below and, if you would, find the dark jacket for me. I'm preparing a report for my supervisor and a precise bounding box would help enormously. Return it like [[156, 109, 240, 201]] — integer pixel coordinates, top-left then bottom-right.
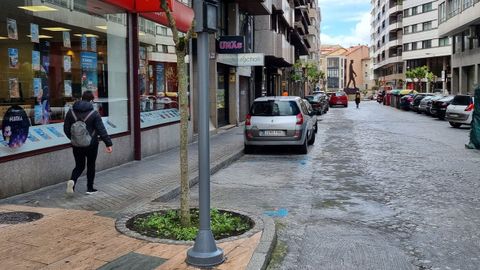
[[63, 101, 113, 147]]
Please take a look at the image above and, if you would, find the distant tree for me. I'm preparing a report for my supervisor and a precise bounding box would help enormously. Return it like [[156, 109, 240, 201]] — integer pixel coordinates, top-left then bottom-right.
[[406, 66, 433, 92]]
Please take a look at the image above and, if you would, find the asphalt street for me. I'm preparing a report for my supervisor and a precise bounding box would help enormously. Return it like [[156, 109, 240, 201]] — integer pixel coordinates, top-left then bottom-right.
[[185, 100, 480, 270]]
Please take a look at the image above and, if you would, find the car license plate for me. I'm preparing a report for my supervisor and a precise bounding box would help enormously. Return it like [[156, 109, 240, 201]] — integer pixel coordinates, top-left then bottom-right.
[[449, 113, 458, 117], [260, 130, 285, 136], [337, 101, 343, 104]]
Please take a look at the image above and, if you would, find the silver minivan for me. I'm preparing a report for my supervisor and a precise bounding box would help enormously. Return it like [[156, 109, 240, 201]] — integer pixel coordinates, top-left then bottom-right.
[[244, 96, 317, 154]]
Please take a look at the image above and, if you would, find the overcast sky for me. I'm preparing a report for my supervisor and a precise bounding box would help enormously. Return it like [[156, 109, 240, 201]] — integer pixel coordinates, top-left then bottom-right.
[[318, 0, 371, 48]]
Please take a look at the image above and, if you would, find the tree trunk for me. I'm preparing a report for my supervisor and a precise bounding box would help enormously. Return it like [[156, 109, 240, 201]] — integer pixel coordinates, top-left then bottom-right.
[[177, 50, 190, 227]]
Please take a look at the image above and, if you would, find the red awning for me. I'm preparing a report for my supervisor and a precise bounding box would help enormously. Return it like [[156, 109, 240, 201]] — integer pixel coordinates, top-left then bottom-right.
[[141, 1, 194, 33], [101, 0, 193, 32]]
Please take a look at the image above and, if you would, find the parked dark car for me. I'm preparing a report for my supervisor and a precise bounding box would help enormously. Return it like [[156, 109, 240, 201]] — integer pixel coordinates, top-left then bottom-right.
[[430, 96, 454, 119], [411, 93, 433, 112], [305, 93, 329, 115], [400, 94, 415, 110], [425, 95, 444, 115]]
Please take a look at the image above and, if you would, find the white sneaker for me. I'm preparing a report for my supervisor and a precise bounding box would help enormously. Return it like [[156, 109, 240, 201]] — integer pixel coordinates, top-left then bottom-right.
[[66, 180, 75, 194]]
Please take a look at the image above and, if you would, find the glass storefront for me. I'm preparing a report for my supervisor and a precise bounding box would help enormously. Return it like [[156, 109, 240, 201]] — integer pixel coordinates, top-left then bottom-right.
[[138, 17, 186, 129], [0, 0, 128, 158]]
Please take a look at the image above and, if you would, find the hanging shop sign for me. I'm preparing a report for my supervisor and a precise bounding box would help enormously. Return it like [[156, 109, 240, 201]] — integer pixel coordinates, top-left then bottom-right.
[[217, 53, 264, 67], [1, 106, 30, 148], [217, 36, 244, 54]]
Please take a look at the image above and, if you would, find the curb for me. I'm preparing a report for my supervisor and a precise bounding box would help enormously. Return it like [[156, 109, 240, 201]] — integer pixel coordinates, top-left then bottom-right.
[[153, 147, 244, 202], [247, 214, 277, 270]]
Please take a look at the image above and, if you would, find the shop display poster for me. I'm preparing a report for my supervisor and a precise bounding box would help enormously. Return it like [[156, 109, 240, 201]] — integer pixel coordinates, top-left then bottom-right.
[[30, 23, 39, 43], [80, 52, 98, 95], [63, 55, 71, 72], [34, 105, 43, 125], [81, 35, 87, 50], [33, 78, 42, 99], [34, 128, 51, 140], [46, 127, 65, 138], [7, 18, 17, 40], [64, 80, 72, 97], [8, 48, 19, 69], [90, 37, 97, 51], [63, 31, 71, 48], [156, 63, 165, 92], [41, 55, 50, 73], [32, 50, 40, 71], [9, 78, 19, 98], [2, 106, 30, 148]]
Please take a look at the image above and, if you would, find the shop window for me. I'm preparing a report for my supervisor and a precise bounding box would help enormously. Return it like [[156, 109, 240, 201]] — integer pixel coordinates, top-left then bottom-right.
[[0, 0, 128, 158]]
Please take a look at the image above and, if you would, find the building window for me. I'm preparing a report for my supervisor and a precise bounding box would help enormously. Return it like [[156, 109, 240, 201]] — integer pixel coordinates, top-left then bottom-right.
[[404, 44, 409, 51], [423, 21, 432, 31], [412, 7, 418, 15], [156, 44, 169, 53], [439, 37, 450, 46], [404, 26, 410, 34], [156, 26, 168, 36], [422, 40, 432, 49], [0, 1, 129, 157], [422, 3, 433, 12], [403, 9, 409, 17], [412, 24, 418, 33], [412, 42, 418, 50]]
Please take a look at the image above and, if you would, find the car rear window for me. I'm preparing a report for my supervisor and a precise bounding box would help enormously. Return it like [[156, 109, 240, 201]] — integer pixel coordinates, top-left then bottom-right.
[[305, 96, 319, 102], [451, 95, 472, 105], [336, 92, 345, 96], [251, 101, 300, 116]]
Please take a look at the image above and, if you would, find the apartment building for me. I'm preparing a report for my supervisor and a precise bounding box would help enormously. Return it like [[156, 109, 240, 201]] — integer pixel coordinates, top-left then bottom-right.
[[403, 0, 451, 91], [371, 0, 405, 88], [254, 0, 320, 97], [438, 0, 480, 94]]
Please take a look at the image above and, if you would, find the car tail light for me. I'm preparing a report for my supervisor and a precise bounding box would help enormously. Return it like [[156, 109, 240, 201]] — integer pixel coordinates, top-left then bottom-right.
[[294, 130, 301, 138], [465, 104, 474, 112], [246, 114, 251, 126], [296, 113, 303, 125]]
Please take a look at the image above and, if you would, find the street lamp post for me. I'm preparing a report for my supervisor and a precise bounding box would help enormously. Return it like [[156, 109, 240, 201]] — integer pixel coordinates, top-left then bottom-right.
[[186, 0, 224, 267]]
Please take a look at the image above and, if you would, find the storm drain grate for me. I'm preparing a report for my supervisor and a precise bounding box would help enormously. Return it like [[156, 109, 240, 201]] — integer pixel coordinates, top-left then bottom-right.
[[0, 211, 43, 224]]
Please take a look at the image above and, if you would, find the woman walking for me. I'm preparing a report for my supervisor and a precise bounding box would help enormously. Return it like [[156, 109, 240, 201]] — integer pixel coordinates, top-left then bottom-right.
[[63, 91, 113, 194]]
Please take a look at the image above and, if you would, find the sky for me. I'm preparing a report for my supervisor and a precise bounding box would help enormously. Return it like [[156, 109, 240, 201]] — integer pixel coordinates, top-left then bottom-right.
[[318, 0, 371, 48]]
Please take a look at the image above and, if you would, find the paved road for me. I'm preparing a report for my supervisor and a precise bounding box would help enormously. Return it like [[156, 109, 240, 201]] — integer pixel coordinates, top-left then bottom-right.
[[186, 101, 480, 270]]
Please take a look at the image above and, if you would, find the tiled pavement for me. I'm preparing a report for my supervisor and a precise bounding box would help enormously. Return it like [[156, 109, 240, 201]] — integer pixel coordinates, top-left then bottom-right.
[[0, 126, 245, 216], [0, 126, 265, 270], [0, 205, 261, 270]]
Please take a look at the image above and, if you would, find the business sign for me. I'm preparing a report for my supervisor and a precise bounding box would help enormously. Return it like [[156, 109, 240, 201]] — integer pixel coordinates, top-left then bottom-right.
[[217, 36, 244, 54], [2, 106, 30, 148], [217, 53, 264, 67]]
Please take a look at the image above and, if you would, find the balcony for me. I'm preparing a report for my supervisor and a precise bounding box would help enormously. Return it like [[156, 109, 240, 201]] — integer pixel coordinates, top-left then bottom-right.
[[388, 3, 403, 15], [388, 21, 402, 32], [236, 0, 272, 15], [255, 30, 294, 64], [295, 21, 306, 35], [387, 38, 402, 48], [273, 0, 294, 27], [439, 1, 480, 37]]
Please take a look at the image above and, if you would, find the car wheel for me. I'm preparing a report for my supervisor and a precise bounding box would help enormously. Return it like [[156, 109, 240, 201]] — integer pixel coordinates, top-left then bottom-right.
[[308, 131, 316, 145], [314, 124, 318, 133], [244, 144, 254, 154], [299, 137, 308, 154], [449, 122, 462, 128], [344, 104, 348, 108]]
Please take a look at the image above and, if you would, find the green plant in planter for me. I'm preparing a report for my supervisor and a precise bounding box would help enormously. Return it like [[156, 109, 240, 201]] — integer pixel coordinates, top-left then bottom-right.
[[131, 209, 252, 241]]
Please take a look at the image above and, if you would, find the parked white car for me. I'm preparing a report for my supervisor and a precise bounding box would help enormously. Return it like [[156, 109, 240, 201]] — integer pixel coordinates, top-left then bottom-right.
[[244, 96, 317, 154], [445, 95, 474, 128]]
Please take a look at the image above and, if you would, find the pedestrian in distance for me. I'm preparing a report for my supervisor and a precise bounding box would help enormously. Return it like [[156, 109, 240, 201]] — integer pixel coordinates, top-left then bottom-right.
[[63, 91, 113, 195], [355, 91, 361, 109]]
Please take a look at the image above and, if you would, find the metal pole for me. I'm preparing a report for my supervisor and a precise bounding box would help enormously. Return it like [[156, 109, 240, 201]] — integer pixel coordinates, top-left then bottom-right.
[[186, 0, 224, 266]]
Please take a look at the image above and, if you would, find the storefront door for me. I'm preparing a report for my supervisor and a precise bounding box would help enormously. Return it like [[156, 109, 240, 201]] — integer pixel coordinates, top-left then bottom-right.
[[217, 69, 229, 127]]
